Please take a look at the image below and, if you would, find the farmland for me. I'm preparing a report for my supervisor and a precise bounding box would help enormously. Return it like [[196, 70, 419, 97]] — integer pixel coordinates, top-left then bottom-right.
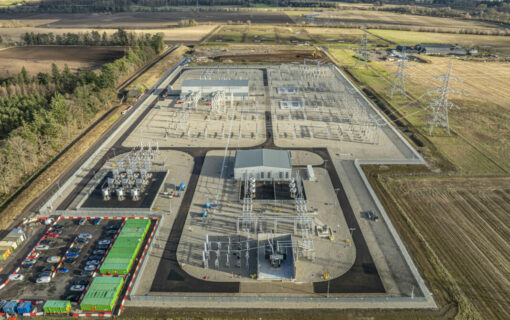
[[328, 47, 510, 174], [0, 25, 217, 44], [379, 175, 510, 320], [0, 11, 293, 28], [208, 25, 378, 45], [0, 45, 126, 75], [301, 9, 505, 33], [369, 29, 510, 54]]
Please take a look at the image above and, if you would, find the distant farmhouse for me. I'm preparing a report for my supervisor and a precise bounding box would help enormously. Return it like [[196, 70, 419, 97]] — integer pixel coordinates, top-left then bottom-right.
[[395, 43, 477, 56]]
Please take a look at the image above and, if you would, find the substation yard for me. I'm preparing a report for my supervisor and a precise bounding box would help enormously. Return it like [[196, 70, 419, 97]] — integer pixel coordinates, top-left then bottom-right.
[[0, 56, 438, 315]]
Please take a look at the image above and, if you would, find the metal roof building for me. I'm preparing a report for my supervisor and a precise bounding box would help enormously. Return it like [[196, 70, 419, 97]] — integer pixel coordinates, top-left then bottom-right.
[[180, 79, 249, 100], [234, 149, 292, 181]]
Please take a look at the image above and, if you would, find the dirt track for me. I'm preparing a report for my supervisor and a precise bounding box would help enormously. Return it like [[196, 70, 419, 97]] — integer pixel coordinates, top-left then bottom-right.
[[382, 175, 510, 320]]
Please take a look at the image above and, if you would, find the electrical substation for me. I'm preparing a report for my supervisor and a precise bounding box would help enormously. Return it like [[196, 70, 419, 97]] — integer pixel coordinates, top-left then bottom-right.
[[6, 57, 435, 312]]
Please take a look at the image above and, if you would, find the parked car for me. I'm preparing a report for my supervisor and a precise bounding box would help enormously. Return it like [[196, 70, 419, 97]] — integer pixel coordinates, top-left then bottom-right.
[[72, 279, 89, 286], [105, 225, 118, 231], [78, 233, 93, 239], [84, 265, 96, 271], [96, 244, 109, 250], [57, 267, 69, 273], [40, 239, 52, 244], [69, 247, 81, 253], [24, 258, 37, 264], [88, 255, 102, 260], [8, 274, 24, 281], [78, 218, 87, 225], [105, 230, 118, 235], [65, 252, 79, 259], [42, 265, 55, 272], [46, 256, 61, 263], [75, 238, 89, 244], [63, 258, 76, 264], [35, 245, 50, 251], [86, 260, 100, 266], [46, 233, 59, 238], [98, 240, 111, 245], [21, 263, 34, 269], [38, 271, 52, 277], [66, 295, 80, 302], [80, 270, 94, 276], [69, 285, 85, 292], [53, 224, 64, 229], [35, 276, 51, 284], [92, 250, 105, 255], [92, 218, 101, 225]]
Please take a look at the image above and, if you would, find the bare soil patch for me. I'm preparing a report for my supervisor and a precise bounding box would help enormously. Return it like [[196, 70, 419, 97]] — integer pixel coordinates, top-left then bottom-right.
[[0, 45, 125, 75], [213, 50, 328, 63]]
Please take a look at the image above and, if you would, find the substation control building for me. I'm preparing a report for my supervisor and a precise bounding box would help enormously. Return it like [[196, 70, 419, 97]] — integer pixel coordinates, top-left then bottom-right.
[[180, 79, 249, 100], [234, 149, 292, 182]]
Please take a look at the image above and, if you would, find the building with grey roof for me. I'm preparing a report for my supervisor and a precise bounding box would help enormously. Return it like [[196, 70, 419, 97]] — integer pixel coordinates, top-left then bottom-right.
[[180, 79, 249, 100], [234, 149, 292, 181]]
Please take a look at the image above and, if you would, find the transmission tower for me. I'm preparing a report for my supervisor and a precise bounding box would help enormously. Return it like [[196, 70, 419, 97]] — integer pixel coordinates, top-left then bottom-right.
[[389, 48, 409, 99], [426, 62, 461, 136], [355, 34, 370, 69]]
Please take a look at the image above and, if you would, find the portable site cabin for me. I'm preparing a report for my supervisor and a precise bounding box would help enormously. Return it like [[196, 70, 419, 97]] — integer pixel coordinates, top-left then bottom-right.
[[16, 301, 32, 314], [43, 300, 71, 314], [3, 301, 17, 314], [80, 277, 124, 311]]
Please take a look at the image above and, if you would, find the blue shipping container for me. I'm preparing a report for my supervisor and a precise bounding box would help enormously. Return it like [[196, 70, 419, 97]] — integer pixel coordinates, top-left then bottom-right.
[[17, 301, 32, 314], [3, 301, 17, 314]]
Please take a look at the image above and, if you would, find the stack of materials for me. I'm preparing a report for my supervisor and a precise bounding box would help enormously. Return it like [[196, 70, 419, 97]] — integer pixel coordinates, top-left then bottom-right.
[[80, 277, 124, 311], [99, 219, 150, 275], [0, 228, 26, 260], [43, 300, 71, 314]]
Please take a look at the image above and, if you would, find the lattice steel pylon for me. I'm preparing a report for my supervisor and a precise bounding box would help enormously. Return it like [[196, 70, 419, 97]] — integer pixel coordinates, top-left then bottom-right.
[[389, 48, 409, 99], [426, 62, 461, 136], [355, 33, 370, 69]]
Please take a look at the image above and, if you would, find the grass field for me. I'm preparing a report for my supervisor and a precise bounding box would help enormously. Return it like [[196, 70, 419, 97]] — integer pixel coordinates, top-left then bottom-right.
[[369, 29, 510, 54], [328, 48, 510, 174], [380, 175, 510, 320], [209, 25, 375, 45], [125, 45, 189, 92]]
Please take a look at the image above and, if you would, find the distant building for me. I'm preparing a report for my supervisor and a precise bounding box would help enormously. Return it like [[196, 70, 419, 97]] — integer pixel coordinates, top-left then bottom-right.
[[180, 79, 249, 100], [416, 43, 467, 56], [396, 45, 418, 54], [234, 149, 292, 181]]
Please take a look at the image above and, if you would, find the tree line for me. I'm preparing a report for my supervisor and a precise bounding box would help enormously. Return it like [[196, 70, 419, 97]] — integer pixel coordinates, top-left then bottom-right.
[[22, 28, 164, 48], [0, 31, 164, 198]]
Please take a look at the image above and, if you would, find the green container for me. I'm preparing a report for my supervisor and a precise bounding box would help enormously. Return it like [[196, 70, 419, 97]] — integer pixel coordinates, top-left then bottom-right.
[[43, 300, 71, 314], [98, 219, 150, 275], [80, 277, 124, 311]]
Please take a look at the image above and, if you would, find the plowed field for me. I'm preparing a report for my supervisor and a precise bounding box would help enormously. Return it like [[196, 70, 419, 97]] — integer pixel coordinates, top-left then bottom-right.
[[383, 176, 510, 320]]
